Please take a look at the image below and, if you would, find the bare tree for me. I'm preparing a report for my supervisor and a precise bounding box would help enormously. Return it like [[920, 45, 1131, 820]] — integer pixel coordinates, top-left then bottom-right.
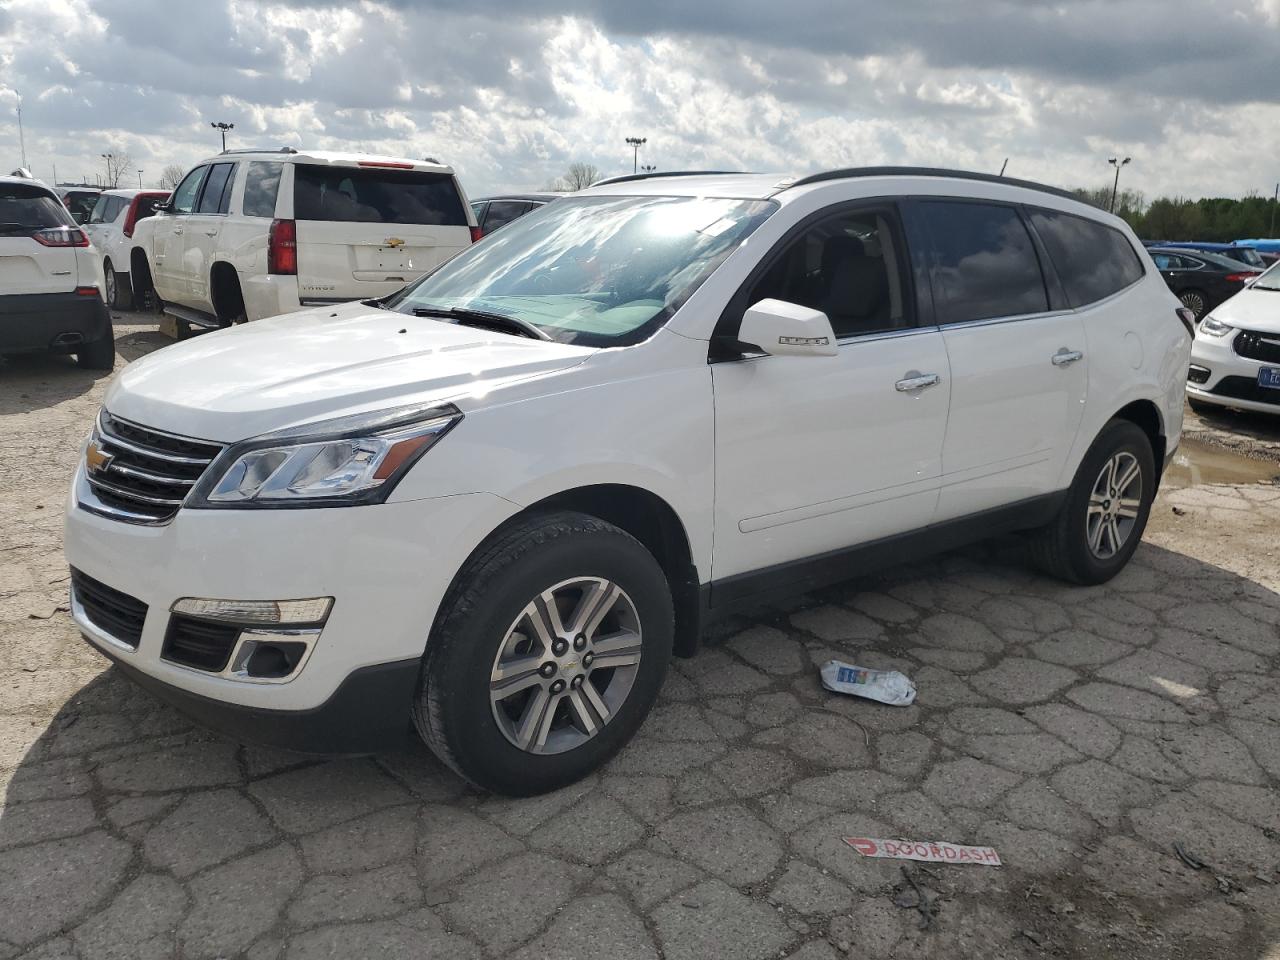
[[159, 164, 186, 190], [101, 150, 135, 189], [544, 162, 603, 192]]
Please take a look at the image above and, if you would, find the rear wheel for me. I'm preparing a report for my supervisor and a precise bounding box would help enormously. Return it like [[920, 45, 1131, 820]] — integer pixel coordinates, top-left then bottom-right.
[[75, 327, 116, 371], [414, 511, 673, 796], [1179, 289, 1208, 320], [1029, 419, 1154, 585], [103, 260, 133, 311], [212, 268, 247, 326]]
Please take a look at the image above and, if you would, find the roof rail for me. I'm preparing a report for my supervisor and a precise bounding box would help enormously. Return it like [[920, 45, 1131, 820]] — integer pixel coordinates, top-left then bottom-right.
[[788, 166, 1079, 203], [218, 147, 299, 156], [591, 170, 748, 187]]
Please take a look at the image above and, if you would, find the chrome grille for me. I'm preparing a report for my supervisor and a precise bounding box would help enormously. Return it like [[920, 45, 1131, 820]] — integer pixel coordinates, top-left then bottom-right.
[[81, 412, 223, 523]]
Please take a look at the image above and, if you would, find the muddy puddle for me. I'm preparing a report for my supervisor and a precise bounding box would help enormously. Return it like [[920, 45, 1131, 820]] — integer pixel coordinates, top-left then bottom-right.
[[1162, 438, 1280, 489]]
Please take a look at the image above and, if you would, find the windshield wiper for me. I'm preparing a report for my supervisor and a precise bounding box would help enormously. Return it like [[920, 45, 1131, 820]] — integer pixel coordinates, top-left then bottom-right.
[[410, 305, 551, 341]]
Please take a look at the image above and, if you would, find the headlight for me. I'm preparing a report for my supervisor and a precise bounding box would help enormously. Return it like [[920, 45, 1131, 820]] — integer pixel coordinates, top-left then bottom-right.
[[1198, 315, 1234, 338], [190, 403, 461, 508]]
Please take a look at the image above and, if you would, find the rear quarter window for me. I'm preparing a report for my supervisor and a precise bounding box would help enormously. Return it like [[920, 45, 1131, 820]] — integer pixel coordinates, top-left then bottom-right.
[[242, 162, 282, 218], [293, 165, 467, 225], [1028, 210, 1145, 308]]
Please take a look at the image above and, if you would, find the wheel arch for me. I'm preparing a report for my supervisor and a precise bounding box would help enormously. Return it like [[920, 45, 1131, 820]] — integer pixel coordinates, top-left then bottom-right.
[[471, 484, 703, 657], [210, 260, 246, 323], [1112, 398, 1166, 478]]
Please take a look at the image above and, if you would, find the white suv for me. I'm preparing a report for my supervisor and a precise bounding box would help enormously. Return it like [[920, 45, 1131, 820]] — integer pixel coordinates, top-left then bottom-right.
[[1, 175, 114, 369], [65, 168, 1191, 795], [128, 150, 476, 330], [83, 189, 171, 309]]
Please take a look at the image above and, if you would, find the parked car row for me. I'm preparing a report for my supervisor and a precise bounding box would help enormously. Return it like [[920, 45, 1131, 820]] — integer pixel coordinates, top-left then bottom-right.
[[1186, 257, 1280, 416], [64, 167, 1192, 795]]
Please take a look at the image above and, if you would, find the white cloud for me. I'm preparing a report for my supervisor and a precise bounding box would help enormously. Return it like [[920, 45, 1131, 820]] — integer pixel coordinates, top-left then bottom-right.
[[0, 0, 1277, 201]]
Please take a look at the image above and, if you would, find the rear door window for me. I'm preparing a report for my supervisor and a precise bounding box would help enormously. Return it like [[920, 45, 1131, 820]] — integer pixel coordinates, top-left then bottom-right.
[[87, 195, 111, 224], [196, 163, 235, 215], [1028, 209, 1145, 307], [242, 162, 282, 218], [918, 201, 1049, 323], [170, 167, 207, 215], [293, 165, 467, 225]]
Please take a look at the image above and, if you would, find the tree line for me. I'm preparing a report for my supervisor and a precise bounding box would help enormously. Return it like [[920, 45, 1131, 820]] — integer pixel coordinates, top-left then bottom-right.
[[1070, 185, 1279, 242]]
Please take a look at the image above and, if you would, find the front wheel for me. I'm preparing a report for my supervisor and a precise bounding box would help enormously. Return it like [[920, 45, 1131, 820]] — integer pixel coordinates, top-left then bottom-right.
[[1028, 419, 1155, 584], [414, 511, 673, 796]]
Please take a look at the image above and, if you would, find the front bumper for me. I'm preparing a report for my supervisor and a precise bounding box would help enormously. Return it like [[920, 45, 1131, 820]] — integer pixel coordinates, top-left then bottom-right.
[[0, 291, 111, 354], [65, 466, 517, 727], [1187, 329, 1280, 415]]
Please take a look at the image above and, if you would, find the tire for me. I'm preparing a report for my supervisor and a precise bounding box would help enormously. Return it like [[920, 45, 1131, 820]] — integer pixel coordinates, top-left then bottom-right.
[[103, 260, 133, 311], [1178, 289, 1208, 320], [1028, 419, 1155, 585], [213, 270, 247, 326], [414, 510, 674, 796], [75, 329, 116, 371]]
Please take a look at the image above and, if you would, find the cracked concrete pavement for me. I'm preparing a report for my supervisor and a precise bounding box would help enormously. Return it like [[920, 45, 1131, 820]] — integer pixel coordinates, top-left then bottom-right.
[[3, 313, 1280, 959]]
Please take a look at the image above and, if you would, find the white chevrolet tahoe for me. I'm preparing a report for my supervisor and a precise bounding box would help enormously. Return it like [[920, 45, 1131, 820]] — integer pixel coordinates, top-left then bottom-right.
[[65, 168, 1192, 796], [127, 150, 477, 330]]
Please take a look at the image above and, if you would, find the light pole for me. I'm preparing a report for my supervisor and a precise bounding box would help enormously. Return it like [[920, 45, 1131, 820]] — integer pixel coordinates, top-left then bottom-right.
[[625, 136, 647, 174], [211, 121, 235, 151], [1270, 182, 1278, 238], [1108, 157, 1131, 214], [137, 169, 143, 188], [15, 91, 27, 170], [101, 153, 114, 188]]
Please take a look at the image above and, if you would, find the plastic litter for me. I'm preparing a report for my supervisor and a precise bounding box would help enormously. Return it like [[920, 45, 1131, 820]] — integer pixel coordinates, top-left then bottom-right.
[[820, 659, 917, 706]]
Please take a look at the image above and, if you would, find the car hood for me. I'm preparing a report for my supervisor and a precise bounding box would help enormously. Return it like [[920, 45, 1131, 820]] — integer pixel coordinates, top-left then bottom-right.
[[104, 303, 593, 442], [1212, 285, 1280, 332]]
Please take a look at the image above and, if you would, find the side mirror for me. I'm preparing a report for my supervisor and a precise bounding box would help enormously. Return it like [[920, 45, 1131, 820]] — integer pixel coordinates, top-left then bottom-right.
[[737, 298, 838, 358]]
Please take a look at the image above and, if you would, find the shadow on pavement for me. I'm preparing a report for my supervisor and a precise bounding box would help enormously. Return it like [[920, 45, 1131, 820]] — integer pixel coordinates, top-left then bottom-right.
[[2, 534, 1279, 959]]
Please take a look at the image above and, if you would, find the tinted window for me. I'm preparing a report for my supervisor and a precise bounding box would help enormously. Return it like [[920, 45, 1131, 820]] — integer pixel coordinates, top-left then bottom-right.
[[197, 163, 234, 214], [135, 195, 165, 221], [62, 192, 99, 224], [1028, 209, 1144, 307], [920, 201, 1048, 323], [483, 200, 531, 233], [747, 209, 910, 337], [170, 168, 206, 214], [294, 165, 467, 225], [242, 162, 282, 218], [0, 184, 75, 233]]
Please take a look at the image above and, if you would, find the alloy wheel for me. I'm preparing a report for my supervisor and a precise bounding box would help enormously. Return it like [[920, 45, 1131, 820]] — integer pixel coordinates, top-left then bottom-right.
[[104, 266, 116, 306], [489, 576, 642, 755], [1179, 290, 1206, 319], [1087, 451, 1142, 560]]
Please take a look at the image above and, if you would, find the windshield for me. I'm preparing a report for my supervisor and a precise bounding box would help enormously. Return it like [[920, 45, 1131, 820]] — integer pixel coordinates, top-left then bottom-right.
[[1252, 260, 1280, 291], [386, 195, 777, 346]]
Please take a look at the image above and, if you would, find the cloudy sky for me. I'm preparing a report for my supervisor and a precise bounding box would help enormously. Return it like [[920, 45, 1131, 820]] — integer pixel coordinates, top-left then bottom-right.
[[2, 0, 1279, 201]]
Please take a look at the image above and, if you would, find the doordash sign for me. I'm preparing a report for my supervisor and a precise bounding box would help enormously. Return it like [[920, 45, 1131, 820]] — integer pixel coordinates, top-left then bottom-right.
[[843, 836, 1002, 866]]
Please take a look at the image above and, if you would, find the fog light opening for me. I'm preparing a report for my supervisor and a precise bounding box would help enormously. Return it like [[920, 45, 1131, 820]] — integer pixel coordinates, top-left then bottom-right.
[[227, 630, 319, 683]]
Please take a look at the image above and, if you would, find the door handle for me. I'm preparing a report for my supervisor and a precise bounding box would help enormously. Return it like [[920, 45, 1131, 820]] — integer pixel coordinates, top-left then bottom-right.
[[204, 230, 218, 237], [172, 227, 184, 236], [1052, 349, 1084, 366], [895, 373, 941, 392]]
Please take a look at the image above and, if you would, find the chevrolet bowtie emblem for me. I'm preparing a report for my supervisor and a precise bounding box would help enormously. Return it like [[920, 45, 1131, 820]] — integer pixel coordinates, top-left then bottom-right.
[[85, 441, 113, 475], [385, 237, 405, 247]]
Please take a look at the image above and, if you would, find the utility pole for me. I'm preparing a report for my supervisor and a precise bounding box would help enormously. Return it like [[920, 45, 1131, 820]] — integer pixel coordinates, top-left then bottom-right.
[[1271, 182, 1278, 238], [211, 121, 234, 151], [15, 92, 27, 170], [137, 169, 143, 188], [1108, 156, 1131, 214], [625, 136, 647, 174]]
